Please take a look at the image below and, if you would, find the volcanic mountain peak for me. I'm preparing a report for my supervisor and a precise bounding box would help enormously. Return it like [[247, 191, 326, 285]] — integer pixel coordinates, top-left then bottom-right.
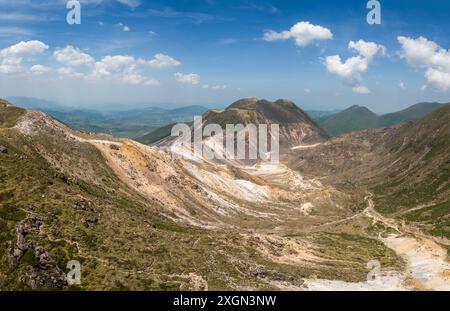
[[212, 98, 327, 132], [343, 105, 377, 115], [153, 98, 329, 151], [228, 98, 296, 109], [197, 98, 330, 154], [318, 105, 379, 136], [227, 97, 298, 111], [140, 98, 331, 147], [228, 97, 260, 109]]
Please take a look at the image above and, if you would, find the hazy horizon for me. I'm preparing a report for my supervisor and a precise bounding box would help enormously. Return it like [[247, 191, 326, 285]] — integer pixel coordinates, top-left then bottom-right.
[[3, 94, 449, 115]]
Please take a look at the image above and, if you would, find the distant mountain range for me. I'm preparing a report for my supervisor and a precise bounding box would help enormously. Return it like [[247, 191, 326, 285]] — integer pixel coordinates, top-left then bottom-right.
[[6, 96, 63, 110], [6, 96, 208, 139], [318, 102, 449, 136], [6, 96, 448, 142]]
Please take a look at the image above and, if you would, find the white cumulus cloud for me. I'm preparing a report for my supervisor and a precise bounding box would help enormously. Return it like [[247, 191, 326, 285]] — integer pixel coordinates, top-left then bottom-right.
[[324, 40, 385, 93], [398, 36, 450, 92], [30, 64, 51, 74], [263, 21, 333, 47], [0, 40, 48, 58], [57, 67, 84, 79], [212, 84, 226, 90], [0, 40, 48, 74], [324, 55, 369, 83], [352, 86, 371, 94], [116, 0, 141, 9], [348, 40, 386, 59], [145, 53, 180, 68], [54, 45, 94, 66], [90, 55, 159, 86], [425, 67, 450, 91], [202, 84, 226, 90], [174, 72, 200, 85]]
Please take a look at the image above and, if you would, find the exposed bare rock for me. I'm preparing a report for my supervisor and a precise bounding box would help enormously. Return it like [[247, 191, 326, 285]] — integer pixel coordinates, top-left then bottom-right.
[[19, 246, 68, 289], [7, 223, 30, 265], [82, 215, 99, 228], [24, 216, 44, 230], [6, 221, 67, 289], [73, 196, 95, 212], [109, 144, 120, 150]]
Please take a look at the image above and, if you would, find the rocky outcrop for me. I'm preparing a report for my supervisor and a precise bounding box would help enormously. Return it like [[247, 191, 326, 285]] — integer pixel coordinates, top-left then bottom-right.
[[82, 215, 99, 228], [6, 219, 67, 289], [72, 196, 95, 212], [7, 223, 30, 264], [19, 247, 68, 289]]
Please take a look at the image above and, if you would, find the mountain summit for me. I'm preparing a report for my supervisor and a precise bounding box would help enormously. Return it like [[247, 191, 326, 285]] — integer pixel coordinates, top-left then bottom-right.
[[319, 105, 379, 136], [204, 98, 329, 150], [147, 98, 329, 152]]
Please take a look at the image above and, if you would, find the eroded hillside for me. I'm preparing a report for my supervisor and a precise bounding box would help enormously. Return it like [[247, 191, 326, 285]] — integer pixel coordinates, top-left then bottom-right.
[[1, 99, 449, 290]]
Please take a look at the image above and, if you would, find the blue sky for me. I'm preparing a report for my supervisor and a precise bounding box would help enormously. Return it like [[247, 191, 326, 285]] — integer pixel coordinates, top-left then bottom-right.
[[0, 0, 449, 112]]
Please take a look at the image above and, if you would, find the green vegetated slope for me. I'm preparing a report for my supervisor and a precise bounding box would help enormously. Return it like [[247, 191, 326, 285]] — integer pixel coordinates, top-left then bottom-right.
[[371, 106, 450, 238], [289, 105, 450, 240], [136, 123, 179, 145], [319, 105, 379, 137], [0, 119, 160, 289], [377, 102, 447, 127], [372, 105, 449, 211], [318, 102, 448, 137]]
